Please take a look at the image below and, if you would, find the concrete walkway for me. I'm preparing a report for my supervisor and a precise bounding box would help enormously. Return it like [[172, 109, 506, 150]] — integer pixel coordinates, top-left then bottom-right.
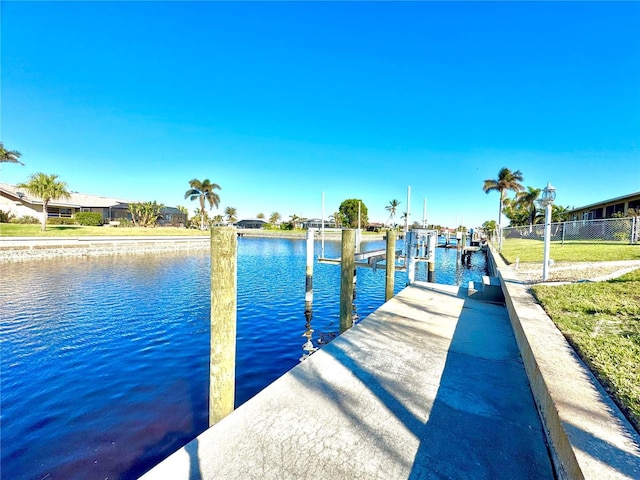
[[141, 282, 553, 479]]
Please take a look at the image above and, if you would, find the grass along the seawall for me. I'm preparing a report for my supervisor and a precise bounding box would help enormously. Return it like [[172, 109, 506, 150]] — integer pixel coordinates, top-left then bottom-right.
[[531, 269, 640, 432]]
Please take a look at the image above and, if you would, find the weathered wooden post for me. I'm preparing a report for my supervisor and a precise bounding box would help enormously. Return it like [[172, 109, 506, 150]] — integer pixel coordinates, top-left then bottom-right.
[[209, 226, 237, 427], [427, 233, 436, 283], [385, 230, 396, 301], [305, 228, 315, 314], [340, 229, 355, 333]]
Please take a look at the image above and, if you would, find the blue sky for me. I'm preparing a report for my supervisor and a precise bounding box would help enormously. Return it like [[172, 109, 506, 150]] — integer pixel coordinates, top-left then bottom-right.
[[1, 1, 639, 228]]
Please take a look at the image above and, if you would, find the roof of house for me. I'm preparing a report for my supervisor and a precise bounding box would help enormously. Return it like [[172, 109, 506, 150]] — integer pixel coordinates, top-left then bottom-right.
[[161, 206, 186, 215], [0, 182, 133, 208], [235, 218, 267, 223], [565, 191, 640, 213]]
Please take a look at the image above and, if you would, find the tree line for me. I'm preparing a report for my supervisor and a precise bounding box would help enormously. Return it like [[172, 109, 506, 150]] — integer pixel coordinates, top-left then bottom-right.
[[1, 143, 580, 234]]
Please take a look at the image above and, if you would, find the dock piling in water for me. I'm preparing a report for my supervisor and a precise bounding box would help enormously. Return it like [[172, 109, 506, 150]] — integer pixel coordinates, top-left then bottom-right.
[[385, 230, 396, 301], [305, 228, 314, 314], [406, 231, 416, 285], [209, 226, 238, 427], [340, 229, 356, 333], [427, 233, 436, 283]]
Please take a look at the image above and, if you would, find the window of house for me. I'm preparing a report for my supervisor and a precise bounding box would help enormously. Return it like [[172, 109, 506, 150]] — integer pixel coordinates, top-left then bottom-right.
[[605, 203, 625, 217]]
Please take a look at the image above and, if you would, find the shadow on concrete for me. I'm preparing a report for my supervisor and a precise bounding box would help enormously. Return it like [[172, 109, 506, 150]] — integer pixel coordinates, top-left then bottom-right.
[[405, 296, 552, 479], [185, 438, 202, 480], [561, 399, 640, 477], [291, 291, 554, 479]]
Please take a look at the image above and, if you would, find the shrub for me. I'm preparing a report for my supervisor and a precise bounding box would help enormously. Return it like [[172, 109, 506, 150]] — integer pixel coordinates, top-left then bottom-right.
[[75, 212, 104, 226], [48, 217, 77, 225], [0, 210, 15, 223], [10, 215, 40, 224]]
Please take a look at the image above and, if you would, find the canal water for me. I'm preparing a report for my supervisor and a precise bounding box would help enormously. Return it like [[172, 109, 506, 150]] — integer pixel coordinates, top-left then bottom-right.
[[0, 236, 488, 480]]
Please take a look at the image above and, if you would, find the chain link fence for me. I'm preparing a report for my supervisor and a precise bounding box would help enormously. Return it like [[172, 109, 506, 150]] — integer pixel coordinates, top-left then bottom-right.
[[501, 217, 639, 246], [487, 217, 639, 282], [489, 216, 639, 267]]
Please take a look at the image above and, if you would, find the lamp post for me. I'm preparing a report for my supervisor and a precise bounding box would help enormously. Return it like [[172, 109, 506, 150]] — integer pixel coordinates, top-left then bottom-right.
[[541, 182, 556, 281]]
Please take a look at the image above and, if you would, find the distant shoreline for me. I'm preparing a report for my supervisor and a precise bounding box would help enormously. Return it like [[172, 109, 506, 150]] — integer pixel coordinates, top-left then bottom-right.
[[0, 230, 386, 262]]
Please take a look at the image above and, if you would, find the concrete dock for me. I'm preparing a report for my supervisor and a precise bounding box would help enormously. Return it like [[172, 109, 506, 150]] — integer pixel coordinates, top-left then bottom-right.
[[141, 282, 553, 479]]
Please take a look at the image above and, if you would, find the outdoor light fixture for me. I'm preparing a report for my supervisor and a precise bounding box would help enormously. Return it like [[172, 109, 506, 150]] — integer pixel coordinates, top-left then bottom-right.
[[541, 182, 556, 281], [541, 182, 557, 207]]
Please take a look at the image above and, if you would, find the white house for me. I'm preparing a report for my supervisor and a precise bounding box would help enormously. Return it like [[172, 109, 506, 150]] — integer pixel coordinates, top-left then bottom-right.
[[0, 183, 187, 226]]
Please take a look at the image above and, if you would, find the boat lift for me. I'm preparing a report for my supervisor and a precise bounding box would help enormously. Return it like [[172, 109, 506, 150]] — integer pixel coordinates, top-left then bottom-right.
[[318, 228, 439, 285]]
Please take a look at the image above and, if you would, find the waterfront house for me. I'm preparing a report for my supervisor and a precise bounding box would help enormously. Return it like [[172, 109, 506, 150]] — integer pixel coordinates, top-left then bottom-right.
[[566, 191, 640, 220], [235, 218, 267, 229], [0, 183, 187, 226], [302, 218, 336, 229]]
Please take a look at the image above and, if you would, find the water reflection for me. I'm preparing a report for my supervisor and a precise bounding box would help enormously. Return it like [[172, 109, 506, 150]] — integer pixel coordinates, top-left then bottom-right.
[[1, 237, 489, 480], [300, 308, 317, 361]]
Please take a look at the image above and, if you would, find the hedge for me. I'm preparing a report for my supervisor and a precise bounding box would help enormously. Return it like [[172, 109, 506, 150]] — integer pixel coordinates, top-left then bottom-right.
[[75, 212, 104, 226]]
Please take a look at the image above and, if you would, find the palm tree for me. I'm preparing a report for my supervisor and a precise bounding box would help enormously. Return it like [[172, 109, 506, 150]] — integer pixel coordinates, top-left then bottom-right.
[[269, 212, 281, 225], [18, 173, 71, 231], [482, 167, 525, 231], [385, 199, 401, 226], [289, 213, 300, 229], [129, 201, 164, 227], [516, 186, 541, 228], [329, 211, 343, 228], [502, 197, 529, 226], [224, 206, 237, 224], [0, 142, 23, 165], [184, 178, 221, 230], [551, 204, 569, 223]]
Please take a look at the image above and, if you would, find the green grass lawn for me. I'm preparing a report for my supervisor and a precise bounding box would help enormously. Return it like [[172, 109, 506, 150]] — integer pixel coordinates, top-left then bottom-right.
[[500, 238, 640, 263], [0, 223, 210, 237], [532, 269, 640, 432]]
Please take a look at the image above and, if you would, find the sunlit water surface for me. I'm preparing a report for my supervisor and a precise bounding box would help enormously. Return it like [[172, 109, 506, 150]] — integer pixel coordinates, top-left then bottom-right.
[[1, 237, 487, 479]]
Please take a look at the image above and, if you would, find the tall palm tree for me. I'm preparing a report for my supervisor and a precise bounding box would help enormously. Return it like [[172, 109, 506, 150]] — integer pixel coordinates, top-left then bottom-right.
[[0, 142, 23, 165], [327, 212, 340, 228], [482, 167, 525, 231], [18, 172, 70, 231], [224, 206, 237, 224], [289, 213, 300, 229], [269, 212, 281, 225], [184, 178, 221, 230], [385, 199, 401, 226], [516, 186, 541, 227]]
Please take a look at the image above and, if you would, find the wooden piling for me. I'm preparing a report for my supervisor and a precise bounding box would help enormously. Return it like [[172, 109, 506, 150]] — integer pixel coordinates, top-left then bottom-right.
[[209, 226, 237, 427], [340, 229, 355, 333], [385, 230, 396, 301]]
